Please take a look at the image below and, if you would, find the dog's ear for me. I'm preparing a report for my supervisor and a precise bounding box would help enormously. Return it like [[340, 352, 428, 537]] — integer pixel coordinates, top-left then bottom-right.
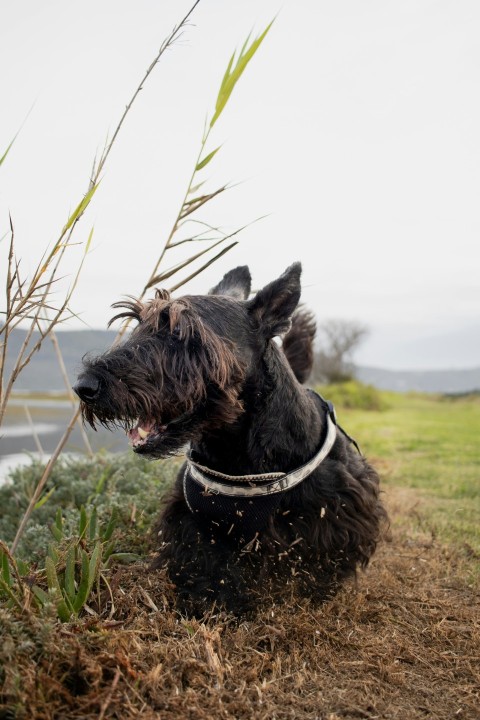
[[248, 263, 302, 338], [209, 266, 252, 300]]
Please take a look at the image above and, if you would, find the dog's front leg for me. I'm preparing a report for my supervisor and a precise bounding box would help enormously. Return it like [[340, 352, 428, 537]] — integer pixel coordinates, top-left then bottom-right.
[[153, 488, 253, 617]]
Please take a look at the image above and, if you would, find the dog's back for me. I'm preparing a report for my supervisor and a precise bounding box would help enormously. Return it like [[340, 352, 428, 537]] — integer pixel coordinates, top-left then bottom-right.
[[282, 307, 316, 384]]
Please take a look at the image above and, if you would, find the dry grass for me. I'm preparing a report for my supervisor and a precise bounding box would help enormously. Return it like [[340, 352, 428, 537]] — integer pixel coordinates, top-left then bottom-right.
[[1, 486, 478, 720]]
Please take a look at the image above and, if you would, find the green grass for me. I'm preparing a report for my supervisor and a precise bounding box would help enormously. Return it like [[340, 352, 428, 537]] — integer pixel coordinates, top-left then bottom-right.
[[9, 391, 70, 402], [331, 390, 480, 554]]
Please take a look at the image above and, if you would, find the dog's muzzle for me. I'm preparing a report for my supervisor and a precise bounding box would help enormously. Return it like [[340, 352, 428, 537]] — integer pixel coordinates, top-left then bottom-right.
[[73, 373, 101, 402]]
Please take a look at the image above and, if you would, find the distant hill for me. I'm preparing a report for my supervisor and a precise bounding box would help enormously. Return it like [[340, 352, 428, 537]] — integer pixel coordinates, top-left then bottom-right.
[[4, 329, 480, 394], [356, 365, 480, 394], [354, 320, 480, 371], [4, 330, 117, 392]]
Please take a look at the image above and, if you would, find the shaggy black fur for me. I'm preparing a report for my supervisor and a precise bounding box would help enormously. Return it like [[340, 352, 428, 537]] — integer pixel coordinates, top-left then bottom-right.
[[74, 263, 387, 616]]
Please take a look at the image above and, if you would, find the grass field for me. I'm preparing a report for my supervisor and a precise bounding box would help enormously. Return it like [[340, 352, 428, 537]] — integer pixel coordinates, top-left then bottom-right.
[[338, 390, 480, 558], [0, 388, 479, 719]]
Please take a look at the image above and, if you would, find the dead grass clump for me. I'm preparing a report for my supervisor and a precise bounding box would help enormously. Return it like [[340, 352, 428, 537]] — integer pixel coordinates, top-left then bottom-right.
[[1, 488, 479, 720]]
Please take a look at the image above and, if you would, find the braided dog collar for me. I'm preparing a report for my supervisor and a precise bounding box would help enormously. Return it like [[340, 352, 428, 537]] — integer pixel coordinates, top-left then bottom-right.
[[185, 394, 337, 499]]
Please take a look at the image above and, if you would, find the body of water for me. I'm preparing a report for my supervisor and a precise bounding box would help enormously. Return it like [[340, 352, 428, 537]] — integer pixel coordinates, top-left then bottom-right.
[[2, 422, 60, 438], [0, 398, 127, 483]]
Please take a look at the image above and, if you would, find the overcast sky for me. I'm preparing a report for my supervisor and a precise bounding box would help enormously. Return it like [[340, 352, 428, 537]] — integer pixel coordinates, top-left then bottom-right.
[[1, 0, 479, 369]]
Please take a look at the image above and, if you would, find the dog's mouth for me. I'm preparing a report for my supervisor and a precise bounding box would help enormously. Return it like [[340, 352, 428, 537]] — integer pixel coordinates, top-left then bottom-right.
[[127, 419, 165, 449], [127, 412, 191, 452]]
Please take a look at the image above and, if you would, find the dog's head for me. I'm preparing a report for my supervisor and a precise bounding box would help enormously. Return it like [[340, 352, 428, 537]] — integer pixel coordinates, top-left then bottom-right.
[[74, 263, 302, 457]]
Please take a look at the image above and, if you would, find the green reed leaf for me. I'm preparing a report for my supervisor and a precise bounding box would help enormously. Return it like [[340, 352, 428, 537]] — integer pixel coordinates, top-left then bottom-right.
[[62, 183, 99, 235], [72, 550, 90, 612], [210, 20, 273, 129], [64, 545, 76, 601], [32, 584, 50, 607], [0, 138, 15, 167], [78, 506, 88, 538], [45, 556, 63, 598], [1, 552, 12, 588], [50, 509, 63, 541], [34, 485, 56, 510], [102, 510, 117, 543], [195, 146, 221, 171], [56, 599, 73, 622], [187, 180, 206, 196], [89, 507, 98, 542]]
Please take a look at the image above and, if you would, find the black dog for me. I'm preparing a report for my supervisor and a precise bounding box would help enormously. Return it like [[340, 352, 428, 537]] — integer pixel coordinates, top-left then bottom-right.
[[74, 263, 387, 615]]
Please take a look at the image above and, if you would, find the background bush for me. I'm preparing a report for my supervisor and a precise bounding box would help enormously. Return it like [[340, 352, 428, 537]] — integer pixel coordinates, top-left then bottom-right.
[[314, 380, 388, 412]]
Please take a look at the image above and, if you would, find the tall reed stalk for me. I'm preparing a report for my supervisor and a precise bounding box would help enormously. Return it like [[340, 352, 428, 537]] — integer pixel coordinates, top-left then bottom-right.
[[6, 10, 272, 554]]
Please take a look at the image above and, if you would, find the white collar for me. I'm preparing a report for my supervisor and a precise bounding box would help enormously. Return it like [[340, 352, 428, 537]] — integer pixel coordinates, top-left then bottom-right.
[[186, 412, 337, 498]]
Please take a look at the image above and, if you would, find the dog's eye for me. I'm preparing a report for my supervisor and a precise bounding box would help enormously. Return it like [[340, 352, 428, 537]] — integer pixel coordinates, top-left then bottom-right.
[[171, 323, 181, 339]]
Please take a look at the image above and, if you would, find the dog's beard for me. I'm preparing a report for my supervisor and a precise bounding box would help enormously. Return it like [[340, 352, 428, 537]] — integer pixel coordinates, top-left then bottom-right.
[[126, 410, 197, 458], [80, 384, 245, 459], [80, 398, 201, 458]]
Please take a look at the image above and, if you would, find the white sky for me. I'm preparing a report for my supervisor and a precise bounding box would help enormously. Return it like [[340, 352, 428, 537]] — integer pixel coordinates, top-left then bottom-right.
[[1, 0, 479, 369]]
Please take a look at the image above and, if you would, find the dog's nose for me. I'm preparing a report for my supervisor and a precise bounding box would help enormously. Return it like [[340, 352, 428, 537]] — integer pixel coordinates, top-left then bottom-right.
[[73, 374, 101, 402]]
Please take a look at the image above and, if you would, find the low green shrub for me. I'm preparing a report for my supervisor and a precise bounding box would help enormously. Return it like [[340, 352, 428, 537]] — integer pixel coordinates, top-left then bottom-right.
[[314, 380, 388, 412], [0, 453, 180, 621], [0, 452, 180, 562]]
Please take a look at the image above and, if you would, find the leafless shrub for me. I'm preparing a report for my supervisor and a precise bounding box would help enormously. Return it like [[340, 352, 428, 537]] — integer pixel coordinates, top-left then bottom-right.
[[313, 319, 369, 384], [4, 4, 272, 554]]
